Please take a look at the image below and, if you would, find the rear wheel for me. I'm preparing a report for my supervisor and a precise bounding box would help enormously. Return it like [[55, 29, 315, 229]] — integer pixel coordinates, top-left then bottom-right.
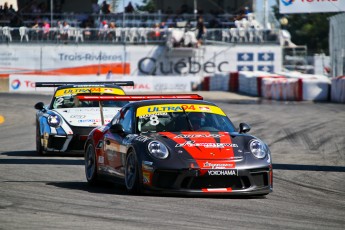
[[36, 125, 44, 155], [125, 150, 142, 194], [85, 143, 98, 185]]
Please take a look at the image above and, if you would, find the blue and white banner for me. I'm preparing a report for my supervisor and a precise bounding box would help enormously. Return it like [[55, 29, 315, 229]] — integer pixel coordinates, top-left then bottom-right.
[[237, 65, 254, 71], [280, 0, 345, 14], [237, 53, 254, 61], [258, 52, 274, 61], [258, 65, 274, 73]]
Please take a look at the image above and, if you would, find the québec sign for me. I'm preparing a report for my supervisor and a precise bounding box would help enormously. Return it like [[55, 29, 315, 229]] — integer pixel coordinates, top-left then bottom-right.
[[138, 57, 229, 75]]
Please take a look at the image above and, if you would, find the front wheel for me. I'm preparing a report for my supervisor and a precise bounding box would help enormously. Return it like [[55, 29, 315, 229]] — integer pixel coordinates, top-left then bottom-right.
[[125, 150, 142, 194], [85, 143, 98, 185]]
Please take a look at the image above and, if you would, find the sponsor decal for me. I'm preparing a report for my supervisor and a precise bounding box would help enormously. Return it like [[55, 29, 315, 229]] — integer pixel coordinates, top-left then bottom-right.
[[54, 87, 125, 97], [11, 79, 21, 90], [142, 170, 152, 185], [98, 156, 104, 164], [139, 112, 168, 118], [78, 119, 111, 123], [281, 0, 294, 6], [175, 141, 238, 148], [203, 161, 235, 169], [136, 104, 226, 117], [70, 115, 86, 119], [198, 106, 211, 111], [135, 135, 151, 142], [174, 134, 224, 139], [207, 169, 237, 176]]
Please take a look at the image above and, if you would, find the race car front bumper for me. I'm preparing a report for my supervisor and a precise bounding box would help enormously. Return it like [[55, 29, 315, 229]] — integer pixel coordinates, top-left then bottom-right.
[[143, 166, 273, 195]]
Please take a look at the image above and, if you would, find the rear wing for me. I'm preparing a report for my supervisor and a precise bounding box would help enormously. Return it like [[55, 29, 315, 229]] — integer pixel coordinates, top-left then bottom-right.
[[76, 94, 203, 101], [76, 94, 203, 125], [35, 81, 134, 87]]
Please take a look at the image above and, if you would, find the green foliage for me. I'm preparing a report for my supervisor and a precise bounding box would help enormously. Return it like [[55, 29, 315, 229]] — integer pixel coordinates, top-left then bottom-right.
[[273, 1, 337, 54], [135, 0, 156, 13]]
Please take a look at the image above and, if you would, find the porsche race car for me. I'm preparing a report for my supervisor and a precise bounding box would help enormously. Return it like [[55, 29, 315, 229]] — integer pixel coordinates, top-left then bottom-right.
[[82, 94, 273, 196], [34, 81, 133, 155]]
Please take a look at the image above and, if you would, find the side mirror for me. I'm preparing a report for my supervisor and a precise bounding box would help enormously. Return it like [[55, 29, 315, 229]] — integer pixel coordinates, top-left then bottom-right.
[[239, 123, 251, 134], [34, 102, 45, 110], [109, 123, 125, 134]]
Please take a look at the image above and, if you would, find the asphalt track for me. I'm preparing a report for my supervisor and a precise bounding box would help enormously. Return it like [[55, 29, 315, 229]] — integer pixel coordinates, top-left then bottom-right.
[[0, 92, 344, 230]]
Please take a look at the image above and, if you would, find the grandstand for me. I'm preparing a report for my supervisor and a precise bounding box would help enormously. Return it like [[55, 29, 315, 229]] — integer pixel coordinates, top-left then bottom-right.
[[0, 0, 280, 44]]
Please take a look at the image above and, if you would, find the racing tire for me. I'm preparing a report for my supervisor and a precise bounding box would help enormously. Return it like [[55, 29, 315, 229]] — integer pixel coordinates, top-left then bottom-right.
[[36, 125, 44, 155], [125, 150, 142, 194], [85, 143, 99, 185]]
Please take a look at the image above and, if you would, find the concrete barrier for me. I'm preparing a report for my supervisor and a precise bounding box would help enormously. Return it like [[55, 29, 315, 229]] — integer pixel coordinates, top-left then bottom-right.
[[331, 76, 345, 103]]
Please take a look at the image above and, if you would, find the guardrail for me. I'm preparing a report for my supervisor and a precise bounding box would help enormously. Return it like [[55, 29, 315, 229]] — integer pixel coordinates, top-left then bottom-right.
[[0, 26, 280, 45]]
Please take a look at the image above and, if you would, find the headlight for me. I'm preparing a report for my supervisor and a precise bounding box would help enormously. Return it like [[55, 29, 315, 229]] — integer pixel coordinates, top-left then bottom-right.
[[148, 141, 169, 159], [249, 139, 267, 159], [47, 114, 62, 127]]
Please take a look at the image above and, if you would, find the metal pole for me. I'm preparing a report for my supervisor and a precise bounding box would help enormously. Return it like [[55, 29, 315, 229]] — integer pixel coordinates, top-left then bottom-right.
[[123, 0, 126, 77], [194, 0, 197, 20], [264, 0, 268, 30], [50, 0, 53, 26]]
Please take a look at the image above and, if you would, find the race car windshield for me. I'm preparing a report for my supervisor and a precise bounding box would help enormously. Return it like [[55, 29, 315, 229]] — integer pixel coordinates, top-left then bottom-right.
[[52, 95, 129, 109], [137, 112, 236, 133]]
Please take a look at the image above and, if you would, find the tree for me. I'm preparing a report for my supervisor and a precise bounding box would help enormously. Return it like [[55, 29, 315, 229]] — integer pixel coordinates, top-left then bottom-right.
[[273, 1, 337, 55], [135, 0, 156, 13]]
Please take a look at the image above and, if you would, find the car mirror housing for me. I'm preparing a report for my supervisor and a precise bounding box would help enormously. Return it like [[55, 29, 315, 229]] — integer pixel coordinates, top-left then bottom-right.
[[34, 102, 45, 110], [110, 123, 125, 134], [239, 123, 251, 134]]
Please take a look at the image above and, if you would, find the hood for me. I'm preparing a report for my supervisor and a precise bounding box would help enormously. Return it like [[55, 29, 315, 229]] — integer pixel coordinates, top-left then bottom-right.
[[53, 107, 121, 127], [155, 131, 245, 160]]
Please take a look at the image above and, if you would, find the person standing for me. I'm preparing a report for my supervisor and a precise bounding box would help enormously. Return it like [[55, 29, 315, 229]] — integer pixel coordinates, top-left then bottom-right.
[[196, 17, 206, 47]]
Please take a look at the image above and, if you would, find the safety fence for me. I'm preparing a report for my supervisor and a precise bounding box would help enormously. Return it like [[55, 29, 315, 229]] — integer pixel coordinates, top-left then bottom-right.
[[0, 26, 280, 45]]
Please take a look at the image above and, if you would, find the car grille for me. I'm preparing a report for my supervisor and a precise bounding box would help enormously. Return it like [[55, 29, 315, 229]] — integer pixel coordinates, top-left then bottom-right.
[[152, 167, 269, 190], [48, 136, 65, 150]]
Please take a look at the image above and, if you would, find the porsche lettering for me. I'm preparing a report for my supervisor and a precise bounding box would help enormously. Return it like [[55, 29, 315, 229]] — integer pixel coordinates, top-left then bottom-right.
[[174, 134, 224, 138], [176, 141, 238, 148]]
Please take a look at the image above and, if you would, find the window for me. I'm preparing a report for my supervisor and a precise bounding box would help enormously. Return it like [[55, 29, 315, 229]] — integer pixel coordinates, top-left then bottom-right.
[[118, 107, 134, 133]]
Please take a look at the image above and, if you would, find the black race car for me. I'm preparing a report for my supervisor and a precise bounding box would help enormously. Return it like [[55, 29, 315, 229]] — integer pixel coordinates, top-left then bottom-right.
[[82, 94, 273, 196]]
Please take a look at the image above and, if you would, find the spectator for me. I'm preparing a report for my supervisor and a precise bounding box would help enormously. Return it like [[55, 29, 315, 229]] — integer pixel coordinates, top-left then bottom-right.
[[107, 22, 116, 42], [98, 20, 108, 40], [196, 17, 206, 47], [43, 20, 50, 39], [61, 21, 70, 41], [101, 1, 110, 14], [92, 0, 100, 14], [125, 1, 134, 13]]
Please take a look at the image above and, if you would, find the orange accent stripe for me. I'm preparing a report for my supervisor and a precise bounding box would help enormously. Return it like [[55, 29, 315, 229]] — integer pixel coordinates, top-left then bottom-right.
[[202, 188, 232, 193], [19, 63, 130, 75], [0, 74, 9, 78]]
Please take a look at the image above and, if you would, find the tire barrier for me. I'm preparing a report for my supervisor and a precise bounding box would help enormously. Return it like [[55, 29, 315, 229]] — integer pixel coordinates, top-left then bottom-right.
[[261, 78, 303, 101], [202, 71, 332, 101], [331, 76, 345, 103]]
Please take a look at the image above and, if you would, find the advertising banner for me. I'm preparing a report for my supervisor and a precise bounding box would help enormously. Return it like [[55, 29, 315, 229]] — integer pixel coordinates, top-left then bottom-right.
[[8, 75, 200, 93], [280, 0, 345, 14], [0, 44, 282, 76]]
